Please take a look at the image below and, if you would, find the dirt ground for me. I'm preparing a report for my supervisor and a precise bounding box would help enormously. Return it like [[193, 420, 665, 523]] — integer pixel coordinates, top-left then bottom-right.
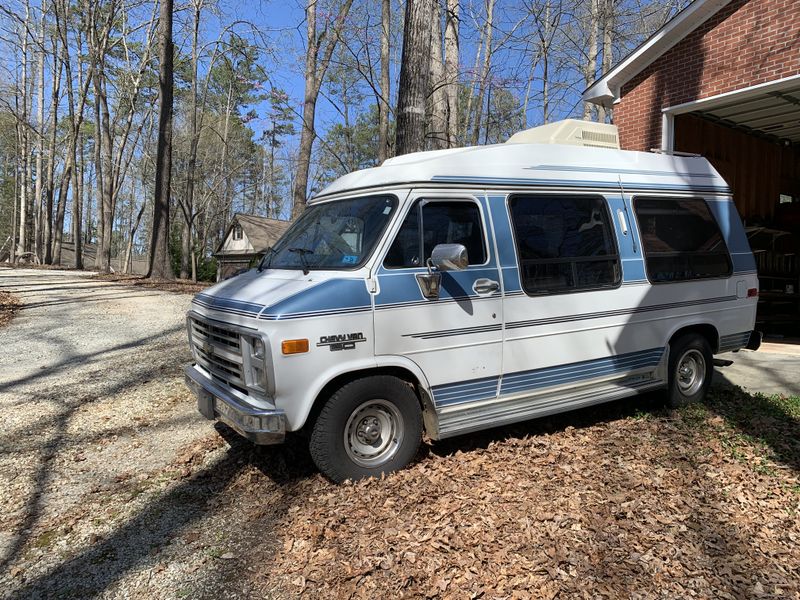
[[0, 268, 798, 600]]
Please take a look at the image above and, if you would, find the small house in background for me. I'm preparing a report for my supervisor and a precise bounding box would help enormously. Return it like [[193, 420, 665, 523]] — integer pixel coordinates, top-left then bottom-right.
[[214, 213, 291, 281]]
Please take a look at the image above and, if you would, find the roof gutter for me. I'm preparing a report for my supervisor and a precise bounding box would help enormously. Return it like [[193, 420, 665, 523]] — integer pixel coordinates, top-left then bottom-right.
[[583, 0, 732, 108]]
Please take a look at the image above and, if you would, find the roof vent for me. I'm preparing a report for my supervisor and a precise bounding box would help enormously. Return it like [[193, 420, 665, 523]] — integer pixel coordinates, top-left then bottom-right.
[[505, 118, 620, 149]]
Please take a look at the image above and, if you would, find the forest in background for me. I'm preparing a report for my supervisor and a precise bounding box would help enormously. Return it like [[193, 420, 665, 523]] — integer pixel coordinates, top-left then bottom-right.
[[0, 0, 690, 280]]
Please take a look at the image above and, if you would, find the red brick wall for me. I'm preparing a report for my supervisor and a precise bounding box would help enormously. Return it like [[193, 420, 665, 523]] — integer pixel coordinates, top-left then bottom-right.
[[614, 0, 800, 151]]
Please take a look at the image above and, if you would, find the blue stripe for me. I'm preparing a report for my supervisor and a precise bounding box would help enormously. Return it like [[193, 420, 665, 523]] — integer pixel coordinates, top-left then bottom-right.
[[431, 175, 731, 194], [500, 348, 664, 396], [524, 165, 722, 179], [193, 293, 264, 316], [430, 348, 665, 409], [705, 199, 757, 273], [258, 279, 371, 321]]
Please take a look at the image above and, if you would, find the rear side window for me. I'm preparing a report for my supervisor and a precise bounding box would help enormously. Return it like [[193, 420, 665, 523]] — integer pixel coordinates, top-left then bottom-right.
[[634, 197, 731, 283], [384, 201, 487, 268], [508, 195, 620, 295]]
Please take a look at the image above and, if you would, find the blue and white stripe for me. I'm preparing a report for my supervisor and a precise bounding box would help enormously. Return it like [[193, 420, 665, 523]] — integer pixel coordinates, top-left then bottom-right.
[[718, 331, 751, 353], [499, 348, 664, 397], [432, 375, 500, 408], [431, 347, 665, 409]]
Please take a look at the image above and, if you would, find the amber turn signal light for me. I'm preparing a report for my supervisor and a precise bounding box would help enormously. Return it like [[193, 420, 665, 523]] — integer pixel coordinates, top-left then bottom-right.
[[282, 339, 309, 355]]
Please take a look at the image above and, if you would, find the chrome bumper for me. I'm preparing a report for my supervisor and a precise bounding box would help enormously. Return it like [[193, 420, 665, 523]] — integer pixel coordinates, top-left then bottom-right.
[[185, 364, 286, 445]]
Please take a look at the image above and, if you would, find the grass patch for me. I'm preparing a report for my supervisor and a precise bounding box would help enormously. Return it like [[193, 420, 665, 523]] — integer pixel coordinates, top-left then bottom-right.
[[675, 385, 800, 484]]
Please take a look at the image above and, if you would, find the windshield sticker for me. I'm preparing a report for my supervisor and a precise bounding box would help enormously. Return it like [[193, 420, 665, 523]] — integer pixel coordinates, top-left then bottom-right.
[[342, 255, 359, 265]]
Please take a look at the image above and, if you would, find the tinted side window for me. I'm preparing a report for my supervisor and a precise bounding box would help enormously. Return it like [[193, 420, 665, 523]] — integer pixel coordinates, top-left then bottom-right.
[[509, 195, 620, 294], [634, 197, 731, 282], [384, 201, 487, 268]]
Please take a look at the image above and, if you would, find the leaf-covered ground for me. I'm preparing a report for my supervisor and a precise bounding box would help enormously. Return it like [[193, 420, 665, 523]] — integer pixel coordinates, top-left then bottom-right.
[[0, 290, 20, 327], [6, 387, 799, 599], [252, 388, 800, 599]]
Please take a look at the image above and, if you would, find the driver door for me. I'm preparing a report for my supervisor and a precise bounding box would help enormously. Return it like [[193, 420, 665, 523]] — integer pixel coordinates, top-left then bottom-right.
[[374, 192, 504, 413]]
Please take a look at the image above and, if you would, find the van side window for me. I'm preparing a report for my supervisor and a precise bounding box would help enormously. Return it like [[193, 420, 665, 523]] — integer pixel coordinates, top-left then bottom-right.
[[384, 201, 487, 268], [634, 197, 732, 282], [509, 195, 620, 294]]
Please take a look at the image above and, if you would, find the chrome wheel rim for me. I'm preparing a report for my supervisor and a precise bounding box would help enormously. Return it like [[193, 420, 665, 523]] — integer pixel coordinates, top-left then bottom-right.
[[344, 399, 404, 468], [676, 349, 706, 396]]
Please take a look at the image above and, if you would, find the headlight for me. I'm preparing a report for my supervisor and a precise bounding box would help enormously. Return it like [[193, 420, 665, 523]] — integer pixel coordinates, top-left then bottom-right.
[[252, 337, 265, 360]]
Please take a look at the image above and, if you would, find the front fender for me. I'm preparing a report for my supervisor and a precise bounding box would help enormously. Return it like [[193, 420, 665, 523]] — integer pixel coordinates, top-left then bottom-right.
[[293, 354, 438, 436]]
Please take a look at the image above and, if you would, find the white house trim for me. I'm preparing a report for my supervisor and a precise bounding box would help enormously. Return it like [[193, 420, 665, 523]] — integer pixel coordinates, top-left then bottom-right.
[[583, 0, 733, 108], [659, 74, 800, 151]]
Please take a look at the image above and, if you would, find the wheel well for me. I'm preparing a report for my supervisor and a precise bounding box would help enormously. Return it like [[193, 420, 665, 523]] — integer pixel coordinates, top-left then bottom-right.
[[670, 324, 719, 354], [303, 367, 426, 434]]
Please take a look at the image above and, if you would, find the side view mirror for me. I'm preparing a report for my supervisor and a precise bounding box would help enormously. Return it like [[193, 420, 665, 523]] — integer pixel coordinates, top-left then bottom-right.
[[415, 243, 468, 299], [430, 243, 468, 271]]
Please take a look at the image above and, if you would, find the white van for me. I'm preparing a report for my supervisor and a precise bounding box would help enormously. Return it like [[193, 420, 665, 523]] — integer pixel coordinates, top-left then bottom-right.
[[185, 121, 760, 482]]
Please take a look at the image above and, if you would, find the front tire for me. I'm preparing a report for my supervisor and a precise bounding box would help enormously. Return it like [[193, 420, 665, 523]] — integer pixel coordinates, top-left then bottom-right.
[[666, 333, 713, 408], [309, 376, 423, 483]]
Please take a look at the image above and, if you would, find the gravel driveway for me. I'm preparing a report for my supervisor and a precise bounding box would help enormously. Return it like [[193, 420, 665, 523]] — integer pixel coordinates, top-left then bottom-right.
[[0, 268, 226, 598]]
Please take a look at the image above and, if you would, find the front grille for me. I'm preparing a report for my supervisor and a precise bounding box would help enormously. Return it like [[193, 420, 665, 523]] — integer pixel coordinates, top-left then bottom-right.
[[189, 317, 248, 393]]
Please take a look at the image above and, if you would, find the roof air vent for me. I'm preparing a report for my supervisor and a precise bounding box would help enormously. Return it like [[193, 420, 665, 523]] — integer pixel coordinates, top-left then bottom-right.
[[505, 118, 620, 149]]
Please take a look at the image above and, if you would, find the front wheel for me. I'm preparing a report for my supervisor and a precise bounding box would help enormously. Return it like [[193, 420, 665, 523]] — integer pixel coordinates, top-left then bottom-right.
[[666, 334, 713, 408], [309, 376, 423, 483]]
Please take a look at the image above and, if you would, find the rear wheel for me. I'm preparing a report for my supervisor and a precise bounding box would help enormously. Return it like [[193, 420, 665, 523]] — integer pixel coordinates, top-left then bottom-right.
[[309, 376, 423, 483], [666, 333, 713, 408]]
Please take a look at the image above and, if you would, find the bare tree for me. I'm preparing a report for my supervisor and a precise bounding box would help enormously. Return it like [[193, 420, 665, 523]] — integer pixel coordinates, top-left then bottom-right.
[[148, 0, 174, 279], [378, 0, 390, 162], [395, 0, 435, 156], [470, 0, 495, 146], [292, 0, 355, 219], [444, 0, 459, 147], [428, 1, 447, 150]]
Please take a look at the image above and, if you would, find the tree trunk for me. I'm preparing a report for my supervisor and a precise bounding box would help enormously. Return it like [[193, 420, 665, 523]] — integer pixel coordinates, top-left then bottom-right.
[[395, 0, 435, 156], [34, 1, 47, 262], [583, 0, 599, 121], [43, 27, 60, 264], [181, 1, 201, 280], [17, 1, 30, 257], [291, 0, 355, 218], [444, 0, 460, 148], [147, 0, 174, 279], [428, 1, 447, 150], [597, 0, 614, 123], [470, 0, 495, 146], [378, 0, 390, 162], [92, 92, 104, 267]]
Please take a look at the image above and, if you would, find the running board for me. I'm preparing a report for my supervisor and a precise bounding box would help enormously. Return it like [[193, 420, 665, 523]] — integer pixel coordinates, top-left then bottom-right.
[[435, 377, 665, 439]]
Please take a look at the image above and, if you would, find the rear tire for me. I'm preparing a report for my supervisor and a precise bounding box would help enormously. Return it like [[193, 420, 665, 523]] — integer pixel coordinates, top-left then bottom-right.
[[309, 376, 423, 483], [666, 333, 713, 408]]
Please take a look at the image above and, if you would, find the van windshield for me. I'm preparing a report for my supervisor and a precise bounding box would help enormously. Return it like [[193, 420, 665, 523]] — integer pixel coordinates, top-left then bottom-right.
[[264, 195, 397, 271]]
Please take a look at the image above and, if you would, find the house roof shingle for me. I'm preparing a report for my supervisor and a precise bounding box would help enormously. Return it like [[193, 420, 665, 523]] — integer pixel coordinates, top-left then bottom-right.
[[215, 213, 291, 256]]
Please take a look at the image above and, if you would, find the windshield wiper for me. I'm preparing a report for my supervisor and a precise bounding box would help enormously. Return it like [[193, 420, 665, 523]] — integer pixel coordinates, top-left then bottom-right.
[[289, 247, 314, 275], [257, 247, 278, 272]]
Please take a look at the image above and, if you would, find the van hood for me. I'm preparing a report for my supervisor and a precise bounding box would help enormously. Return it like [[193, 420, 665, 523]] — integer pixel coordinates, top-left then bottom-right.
[[191, 269, 373, 321]]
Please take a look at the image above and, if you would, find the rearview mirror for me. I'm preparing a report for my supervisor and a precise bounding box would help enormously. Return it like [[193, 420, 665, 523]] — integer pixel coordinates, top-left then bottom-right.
[[430, 243, 468, 271]]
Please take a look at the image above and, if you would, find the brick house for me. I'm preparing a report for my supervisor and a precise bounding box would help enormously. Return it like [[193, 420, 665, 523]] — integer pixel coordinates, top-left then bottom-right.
[[584, 0, 800, 330]]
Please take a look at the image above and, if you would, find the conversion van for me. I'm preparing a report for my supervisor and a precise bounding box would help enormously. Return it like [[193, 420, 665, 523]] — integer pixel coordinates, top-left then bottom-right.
[[184, 119, 760, 483]]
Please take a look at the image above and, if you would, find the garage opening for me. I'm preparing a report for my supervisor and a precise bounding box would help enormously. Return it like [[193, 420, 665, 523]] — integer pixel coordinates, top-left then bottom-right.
[[668, 80, 800, 335]]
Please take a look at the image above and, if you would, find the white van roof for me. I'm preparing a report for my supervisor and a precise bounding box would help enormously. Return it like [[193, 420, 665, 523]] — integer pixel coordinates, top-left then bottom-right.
[[312, 142, 730, 201]]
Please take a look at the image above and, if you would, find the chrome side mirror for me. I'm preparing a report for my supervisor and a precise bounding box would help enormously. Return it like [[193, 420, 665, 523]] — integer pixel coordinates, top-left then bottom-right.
[[415, 243, 468, 299], [431, 243, 468, 271]]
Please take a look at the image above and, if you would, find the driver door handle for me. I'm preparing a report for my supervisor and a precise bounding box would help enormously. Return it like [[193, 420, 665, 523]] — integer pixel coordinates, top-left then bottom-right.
[[473, 278, 500, 295]]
